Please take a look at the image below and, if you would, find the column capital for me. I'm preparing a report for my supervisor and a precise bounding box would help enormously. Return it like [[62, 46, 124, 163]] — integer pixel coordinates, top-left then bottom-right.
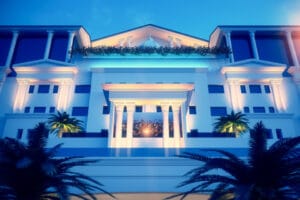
[[12, 31, 19, 37], [126, 103, 135, 112], [16, 79, 30, 85], [161, 104, 170, 112], [249, 30, 256, 36], [270, 79, 282, 85], [224, 31, 231, 37], [115, 104, 124, 112], [227, 79, 240, 85], [171, 103, 181, 112]]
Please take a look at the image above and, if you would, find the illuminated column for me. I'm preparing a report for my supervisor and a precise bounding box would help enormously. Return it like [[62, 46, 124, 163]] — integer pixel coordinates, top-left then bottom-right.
[[5, 31, 19, 67], [180, 104, 187, 147], [227, 79, 241, 112], [249, 31, 259, 60], [108, 103, 115, 147], [286, 31, 299, 67], [57, 79, 73, 111], [161, 104, 169, 147], [126, 104, 135, 147], [270, 79, 284, 112], [13, 79, 29, 112], [44, 31, 54, 59], [65, 31, 75, 62], [224, 31, 234, 63], [172, 104, 181, 148], [115, 104, 124, 147]]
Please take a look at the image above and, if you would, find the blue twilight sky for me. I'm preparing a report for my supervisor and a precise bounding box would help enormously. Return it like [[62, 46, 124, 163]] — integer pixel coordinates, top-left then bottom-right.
[[0, 0, 300, 40]]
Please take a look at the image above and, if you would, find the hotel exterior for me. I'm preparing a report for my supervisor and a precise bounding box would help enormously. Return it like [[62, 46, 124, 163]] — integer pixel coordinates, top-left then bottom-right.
[[0, 24, 300, 197]]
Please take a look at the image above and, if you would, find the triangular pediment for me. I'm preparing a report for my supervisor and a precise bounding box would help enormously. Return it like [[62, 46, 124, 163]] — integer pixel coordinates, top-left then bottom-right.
[[225, 59, 286, 67], [13, 59, 75, 68], [92, 24, 208, 48]]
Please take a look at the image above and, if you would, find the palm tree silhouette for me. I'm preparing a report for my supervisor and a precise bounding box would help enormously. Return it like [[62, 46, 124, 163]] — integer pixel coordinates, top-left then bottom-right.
[[0, 123, 114, 200], [167, 122, 300, 200]]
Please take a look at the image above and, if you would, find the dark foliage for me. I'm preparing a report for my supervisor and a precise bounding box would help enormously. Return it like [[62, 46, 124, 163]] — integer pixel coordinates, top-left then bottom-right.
[[167, 122, 300, 200], [0, 123, 114, 200]]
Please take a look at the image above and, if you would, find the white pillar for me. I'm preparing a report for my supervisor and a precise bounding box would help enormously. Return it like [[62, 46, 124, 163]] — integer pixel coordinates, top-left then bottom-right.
[[65, 31, 75, 62], [249, 31, 259, 60], [5, 31, 19, 67], [44, 31, 54, 59], [126, 104, 135, 147], [115, 104, 124, 147], [286, 31, 299, 67], [227, 79, 241, 112], [57, 79, 73, 111], [13, 79, 29, 112], [270, 79, 284, 112], [161, 104, 169, 147], [172, 104, 181, 148], [288, 67, 300, 94], [108, 103, 115, 147], [224, 31, 234, 63]]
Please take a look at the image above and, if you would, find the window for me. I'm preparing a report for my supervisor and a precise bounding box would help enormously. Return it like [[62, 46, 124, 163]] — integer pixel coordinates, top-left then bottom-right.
[[72, 107, 88, 116], [253, 106, 266, 113], [249, 85, 261, 93], [24, 107, 30, 113], [210, 107, 227, 116], [75, 85, 91, 93], [49, 106, 55, 113], [28, 85, 35, 93], [34, 106, 46, 113], [240, 85, 246, 93], [264, 85, 271, 93], [266, 129, 273, 139], [268, 106, 275, 113], [243, 106, 250, 113], [49, 33, 69, 61], [53, 85, 59, 93], [17, 129, 23, 140], [135, 106, 142, 112], [38, 85, 50, 93], [102, 106, 110, 114], [276, 129, 283, 139], [189, 106, 197, 114], [156, 106, 162, 112], [208, 85, 224, 93]]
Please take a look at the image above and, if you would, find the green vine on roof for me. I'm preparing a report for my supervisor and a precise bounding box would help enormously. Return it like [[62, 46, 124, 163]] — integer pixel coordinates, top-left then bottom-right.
[[72, 46, 231, 56]]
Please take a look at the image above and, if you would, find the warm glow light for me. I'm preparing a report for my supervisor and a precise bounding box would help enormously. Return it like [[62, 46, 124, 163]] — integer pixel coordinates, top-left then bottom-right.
[[103, 83, 194, 92], [142, 127, 152, 136]]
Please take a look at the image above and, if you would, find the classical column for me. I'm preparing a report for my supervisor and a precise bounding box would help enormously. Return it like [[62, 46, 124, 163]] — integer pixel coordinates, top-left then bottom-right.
[[65, 31, 75, 62], [44, 31, 54, 59], [249, 31, 259, 60], [13, 79, 29, 112], [126, 104, 135, 147], [57, 79, 73, 111], [161, 104, 169, 147], [172, 104, 181, 148], [115, 104, 124, 147], [108, 103, 115, 147], [5, 31, 19, 67], [286, 31, 299, 67], [224, 31, 234, 63], [227, 79, 241, 112], [270, 79, 284, 112]]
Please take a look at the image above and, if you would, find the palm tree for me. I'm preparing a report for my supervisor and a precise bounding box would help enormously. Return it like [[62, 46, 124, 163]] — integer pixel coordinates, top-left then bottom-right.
[[213, 111, 249, 137], [48, 111, 83, 138], [0, 123, 114, 200], [167, 122, 300, 200]]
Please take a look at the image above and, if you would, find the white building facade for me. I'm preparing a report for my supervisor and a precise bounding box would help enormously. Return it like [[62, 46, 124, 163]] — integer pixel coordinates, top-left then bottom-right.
[[0, 24, 300, 196]]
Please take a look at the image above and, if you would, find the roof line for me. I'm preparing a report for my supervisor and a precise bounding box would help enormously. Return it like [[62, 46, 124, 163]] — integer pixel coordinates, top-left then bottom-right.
[[92, 24, 208, 42]]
